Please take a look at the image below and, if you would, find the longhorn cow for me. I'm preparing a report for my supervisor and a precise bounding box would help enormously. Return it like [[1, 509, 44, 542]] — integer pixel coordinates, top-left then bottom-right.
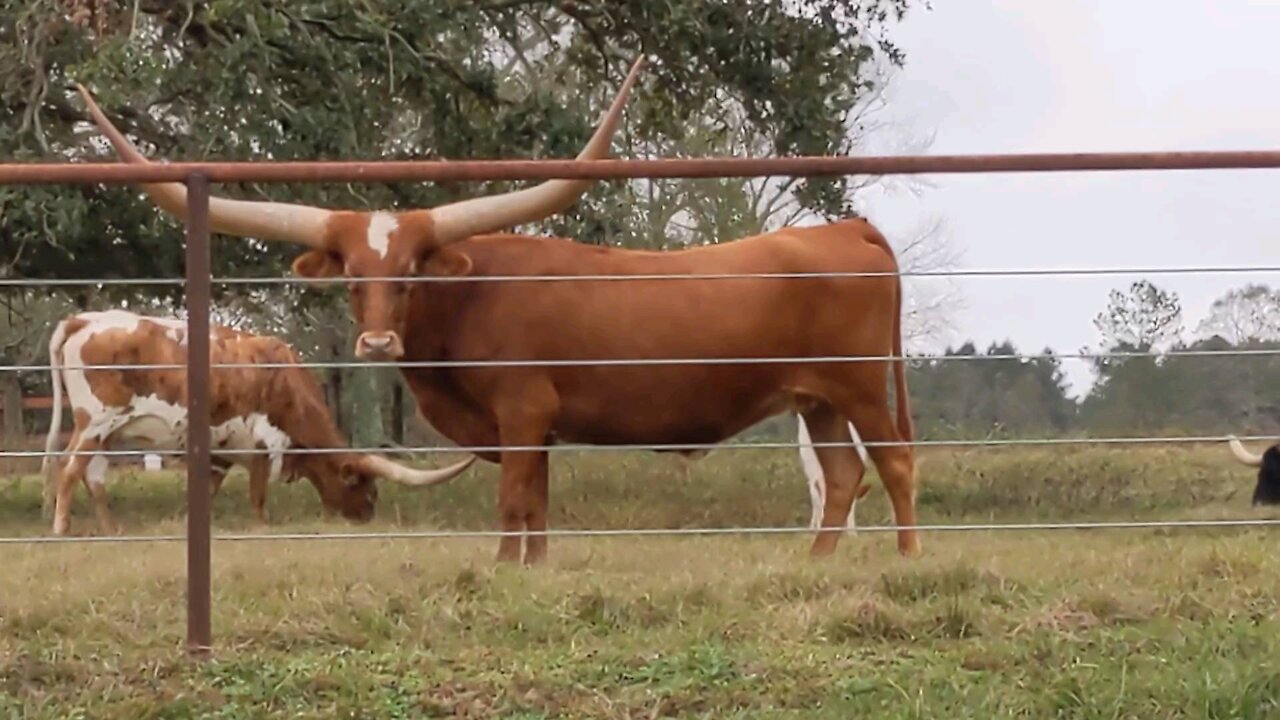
[[41, 310, 474, 535], [78, 58, 920, 563], [1227, 435, 1280, 506]]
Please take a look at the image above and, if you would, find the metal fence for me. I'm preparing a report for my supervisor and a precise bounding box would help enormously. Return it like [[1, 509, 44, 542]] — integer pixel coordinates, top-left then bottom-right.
[[4, 149, 1280, 656]]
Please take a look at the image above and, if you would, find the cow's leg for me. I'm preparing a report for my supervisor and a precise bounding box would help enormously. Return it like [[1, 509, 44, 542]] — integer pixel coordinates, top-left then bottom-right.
[[833, 387, 919, 558], [495, 440, 551, 564], [247, 455, 270, 525], [799, 404, 865, 557], [42, 455, 60, 520], [523, 451, 551, 565], [494, 398, 556, 565], [209, 459, 231, 499], [81, 453, 119, 535], [808, 470, 825, 531], [800, 416, 869, 531], [845, 422, 873, 529], [799, 415, 831, 529], [51, 433, 100, 536]]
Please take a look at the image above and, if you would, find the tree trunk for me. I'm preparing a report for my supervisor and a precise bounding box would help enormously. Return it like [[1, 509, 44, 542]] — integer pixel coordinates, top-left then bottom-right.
[[1, 374, 24, 477], [391, 380, 405, 445]]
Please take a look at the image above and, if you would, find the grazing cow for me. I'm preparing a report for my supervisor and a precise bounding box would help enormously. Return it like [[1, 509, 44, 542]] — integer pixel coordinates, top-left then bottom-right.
[[40, 310, 475, 535], [1226, 435, 1280, 505], [79, 57, 919, 564]]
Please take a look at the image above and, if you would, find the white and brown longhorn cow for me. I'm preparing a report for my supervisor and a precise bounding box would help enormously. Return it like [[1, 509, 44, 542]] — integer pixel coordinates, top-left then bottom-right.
[[41, 310, 474, 535], [79, 57, 920, 564]]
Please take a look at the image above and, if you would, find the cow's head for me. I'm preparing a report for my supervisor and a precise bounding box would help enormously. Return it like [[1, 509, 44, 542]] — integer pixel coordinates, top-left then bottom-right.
[[77, 58, 644, 360], [300, 458, 380, 524], [1227, 436, 1280, 506], [287, 451, 477, 523]]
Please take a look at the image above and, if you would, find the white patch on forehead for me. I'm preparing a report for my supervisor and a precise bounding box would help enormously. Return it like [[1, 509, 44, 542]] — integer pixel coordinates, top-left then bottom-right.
[[366, 212, 398, 259]]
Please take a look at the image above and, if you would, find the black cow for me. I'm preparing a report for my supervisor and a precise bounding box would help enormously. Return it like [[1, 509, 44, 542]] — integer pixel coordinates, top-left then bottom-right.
[[1228, 436, 1280, 505]]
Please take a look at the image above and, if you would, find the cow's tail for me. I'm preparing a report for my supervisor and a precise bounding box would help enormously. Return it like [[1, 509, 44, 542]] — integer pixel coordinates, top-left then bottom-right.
[[859, 227, 914, 447], [41, 319, 71, 515]]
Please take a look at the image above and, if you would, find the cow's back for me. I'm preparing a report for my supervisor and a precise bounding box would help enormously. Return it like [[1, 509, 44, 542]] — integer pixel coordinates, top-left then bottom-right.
[[60, 311, 189, 408], [428, 219, 898, 363], [56, 312, 299, 447]]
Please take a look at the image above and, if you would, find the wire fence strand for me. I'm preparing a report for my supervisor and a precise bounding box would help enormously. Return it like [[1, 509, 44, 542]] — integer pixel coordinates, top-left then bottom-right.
[[7, 346, 1280, 373], [7, 264, 1280, 287], [3, 517, 1278, 546], [5, 433, 1275, 459]]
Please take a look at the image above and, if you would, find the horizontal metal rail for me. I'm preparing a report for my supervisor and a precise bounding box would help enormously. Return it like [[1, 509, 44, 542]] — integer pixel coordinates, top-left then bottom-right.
[[4, 150, 1280, 186], [6, 433, 1273, 459], [8, 264, 1280, 287], [3, 517, 1278, 546], [6, 347, 1280, 374]]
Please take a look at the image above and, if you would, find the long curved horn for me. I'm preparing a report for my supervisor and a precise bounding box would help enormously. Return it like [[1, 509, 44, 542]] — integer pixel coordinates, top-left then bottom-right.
[[1228, 435, 1264, 467], [358, 453, 476, 487], [429, 56, 646, 244], [75, 84, 333, 248]]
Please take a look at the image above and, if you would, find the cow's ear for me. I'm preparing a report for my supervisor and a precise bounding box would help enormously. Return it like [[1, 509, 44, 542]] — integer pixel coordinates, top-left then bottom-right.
[[291, 250, 343, 279], [423, 248, 473, 278]]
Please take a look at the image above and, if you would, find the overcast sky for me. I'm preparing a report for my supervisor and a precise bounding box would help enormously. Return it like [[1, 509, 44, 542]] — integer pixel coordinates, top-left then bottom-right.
[[858, 0, 1280, 396]]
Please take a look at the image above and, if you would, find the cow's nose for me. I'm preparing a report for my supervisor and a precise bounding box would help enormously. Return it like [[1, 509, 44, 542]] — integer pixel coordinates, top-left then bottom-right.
[[355, 332, 402, 359]]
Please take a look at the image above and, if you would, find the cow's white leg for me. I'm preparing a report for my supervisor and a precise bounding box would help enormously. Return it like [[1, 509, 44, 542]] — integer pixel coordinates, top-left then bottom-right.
[[799, 416, 863, 531], [42, 459, 61, 520], [798, 416, 825, 530], [799, 405, 865, 557], [52, 433, 100, 536], [209, 468, 226, 499], [845, 421, 871, 530], [82, 453, 119, 535], [809, 476, 826, 531]]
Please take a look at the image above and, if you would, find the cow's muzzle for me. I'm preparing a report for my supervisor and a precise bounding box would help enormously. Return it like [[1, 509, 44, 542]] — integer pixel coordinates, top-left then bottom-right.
[[355, 331, 405, 360]]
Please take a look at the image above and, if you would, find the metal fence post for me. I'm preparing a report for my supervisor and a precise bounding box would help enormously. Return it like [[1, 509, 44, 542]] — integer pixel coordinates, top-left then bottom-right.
[[184, 173, 213, 657]]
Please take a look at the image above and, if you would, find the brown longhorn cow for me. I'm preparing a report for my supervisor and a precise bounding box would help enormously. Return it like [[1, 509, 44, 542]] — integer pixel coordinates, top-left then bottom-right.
[[78, 58, 920, 563], [41, 310, 474, 535]]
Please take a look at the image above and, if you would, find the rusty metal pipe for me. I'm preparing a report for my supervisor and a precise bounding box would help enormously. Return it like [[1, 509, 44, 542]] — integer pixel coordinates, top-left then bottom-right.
[[184, 174, 213, 659], [2, 150, 1280, 185]]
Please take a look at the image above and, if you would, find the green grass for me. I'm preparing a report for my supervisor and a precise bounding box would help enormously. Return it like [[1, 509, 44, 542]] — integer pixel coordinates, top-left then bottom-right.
[[2, 444, 1279, 718]]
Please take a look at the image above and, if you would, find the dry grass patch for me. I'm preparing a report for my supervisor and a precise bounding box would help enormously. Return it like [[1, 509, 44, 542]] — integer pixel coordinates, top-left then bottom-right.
[[3, 444, 1280, 716]]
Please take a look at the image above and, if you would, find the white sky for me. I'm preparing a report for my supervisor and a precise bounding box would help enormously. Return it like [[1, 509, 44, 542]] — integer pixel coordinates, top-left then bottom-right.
[[859, 0, 1280, 397]]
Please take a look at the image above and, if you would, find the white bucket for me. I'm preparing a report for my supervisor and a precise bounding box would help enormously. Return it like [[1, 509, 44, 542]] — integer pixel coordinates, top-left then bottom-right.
[[143, 454, 163, 472]]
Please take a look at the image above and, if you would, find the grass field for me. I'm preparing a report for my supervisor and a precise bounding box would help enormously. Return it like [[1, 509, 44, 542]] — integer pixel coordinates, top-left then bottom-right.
[[3, 444, 1279, 718]]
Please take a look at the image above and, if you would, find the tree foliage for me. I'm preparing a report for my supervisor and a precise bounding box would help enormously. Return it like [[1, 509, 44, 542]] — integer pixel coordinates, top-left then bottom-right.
[[2, 0, 915, 291], [1091, 280, 1183, 353], [1196, 283, 1280, 345], [2, 0, 928, 445]]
